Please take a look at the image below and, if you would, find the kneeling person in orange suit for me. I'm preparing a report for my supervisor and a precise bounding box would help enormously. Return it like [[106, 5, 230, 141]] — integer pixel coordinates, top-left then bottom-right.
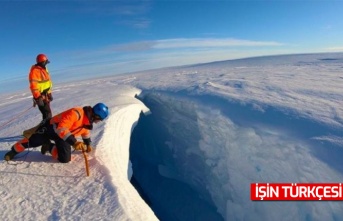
[[4, 103, 109, 163]]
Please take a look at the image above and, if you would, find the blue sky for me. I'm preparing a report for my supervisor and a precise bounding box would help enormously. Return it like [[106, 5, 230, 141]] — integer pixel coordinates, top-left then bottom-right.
[[1, 0, 343, 93]]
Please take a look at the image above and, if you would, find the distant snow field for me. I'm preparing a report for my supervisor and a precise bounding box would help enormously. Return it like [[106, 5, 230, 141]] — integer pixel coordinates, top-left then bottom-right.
[[1, 53, 343, 221]]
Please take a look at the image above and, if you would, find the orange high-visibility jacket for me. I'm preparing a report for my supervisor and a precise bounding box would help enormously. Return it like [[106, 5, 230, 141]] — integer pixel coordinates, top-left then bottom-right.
[[50, 107, 92, 145], [29, 65, 52, 99]]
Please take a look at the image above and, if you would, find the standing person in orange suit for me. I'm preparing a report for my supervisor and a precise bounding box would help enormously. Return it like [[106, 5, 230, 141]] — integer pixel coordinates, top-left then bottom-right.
[[29, 53, 53, 121]]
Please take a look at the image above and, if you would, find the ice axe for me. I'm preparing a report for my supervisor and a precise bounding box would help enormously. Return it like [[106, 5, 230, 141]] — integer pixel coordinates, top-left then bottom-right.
[[81, 148, 90, 177]]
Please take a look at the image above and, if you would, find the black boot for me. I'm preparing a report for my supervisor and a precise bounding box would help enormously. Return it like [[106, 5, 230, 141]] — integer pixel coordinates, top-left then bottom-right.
[[4, 149, 18, 161], [41, 140, 52, 155]]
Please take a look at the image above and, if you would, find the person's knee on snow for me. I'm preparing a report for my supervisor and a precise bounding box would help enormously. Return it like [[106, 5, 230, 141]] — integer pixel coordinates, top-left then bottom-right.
[[54, 141, 72, 163]]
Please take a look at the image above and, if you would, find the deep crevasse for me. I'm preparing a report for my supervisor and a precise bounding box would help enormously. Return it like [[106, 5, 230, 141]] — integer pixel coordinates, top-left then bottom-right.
[[131, 90, 343, 221]]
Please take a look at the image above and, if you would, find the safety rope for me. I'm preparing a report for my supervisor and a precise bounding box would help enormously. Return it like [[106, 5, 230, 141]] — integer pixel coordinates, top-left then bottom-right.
[[0, 106, 34, 131]]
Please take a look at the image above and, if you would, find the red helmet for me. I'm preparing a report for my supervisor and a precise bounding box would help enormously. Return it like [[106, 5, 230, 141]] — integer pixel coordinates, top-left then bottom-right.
[[36, 54, 50, 64]]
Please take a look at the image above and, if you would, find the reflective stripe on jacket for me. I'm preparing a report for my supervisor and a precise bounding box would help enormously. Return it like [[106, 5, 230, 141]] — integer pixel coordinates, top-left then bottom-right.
[[50, 107, 91, 144], [29, 65, 52, 99]]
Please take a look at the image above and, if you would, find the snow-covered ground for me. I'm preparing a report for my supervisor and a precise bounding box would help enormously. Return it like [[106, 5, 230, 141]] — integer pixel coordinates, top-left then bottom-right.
[[0, 83, 157, 221], [1, 53, 343, 221]]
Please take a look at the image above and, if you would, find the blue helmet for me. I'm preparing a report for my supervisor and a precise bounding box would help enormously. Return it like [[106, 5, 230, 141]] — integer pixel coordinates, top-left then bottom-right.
[[92, 103, 109, 120]]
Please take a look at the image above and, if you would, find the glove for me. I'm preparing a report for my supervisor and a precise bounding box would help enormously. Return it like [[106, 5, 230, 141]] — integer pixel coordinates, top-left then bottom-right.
[[35, 96, 44, 107], [86, 145, 93, 153], [73, 141, 86, 151], [47, 93, 53, 101]]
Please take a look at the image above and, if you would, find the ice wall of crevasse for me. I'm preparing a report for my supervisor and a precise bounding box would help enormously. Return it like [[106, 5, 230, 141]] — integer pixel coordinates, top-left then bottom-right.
[[130, 91, 343, 221], [130, 110, 224, 220]]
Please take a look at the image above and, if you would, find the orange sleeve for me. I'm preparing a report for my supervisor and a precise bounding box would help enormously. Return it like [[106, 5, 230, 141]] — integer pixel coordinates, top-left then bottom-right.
[[29, 67, 41, 98], [81, 130, 91, 139], [55, 109, 79, 141]]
